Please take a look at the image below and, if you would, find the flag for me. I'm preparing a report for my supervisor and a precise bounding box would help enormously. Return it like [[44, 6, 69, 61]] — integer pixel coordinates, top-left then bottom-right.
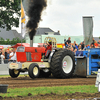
[[21, 0, 26, 38], [83, 16, 93, 46]]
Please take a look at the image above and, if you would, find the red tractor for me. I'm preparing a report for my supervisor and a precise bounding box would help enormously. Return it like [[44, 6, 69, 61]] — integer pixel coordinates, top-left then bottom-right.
[[8, 37, 75, 79]]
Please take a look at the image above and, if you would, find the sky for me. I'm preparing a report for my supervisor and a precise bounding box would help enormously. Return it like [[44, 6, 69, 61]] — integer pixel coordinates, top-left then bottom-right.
[[12, 0, 100, 37]]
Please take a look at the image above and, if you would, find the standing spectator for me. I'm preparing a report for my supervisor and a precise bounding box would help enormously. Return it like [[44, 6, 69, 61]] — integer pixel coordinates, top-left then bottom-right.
[[9, 49, 11, 53], [1, 50, 5, 64], [94, 41, 98, 48], [70, 46, 74, 52], [73, 41, 78, 50], [5, 49, 8, 59], [9, 49, 13, 56], [81, 41, 85, 50], [98, 40, 100, 44], [65, 37, 71, 48], [0, 49, 2, 55], [0, 49, 2, 64], [72, 43, 77, 53], [66, 37, 71, 44], [75, 44, 78, 50], [65, 41, 68, 48], [74, 48, 77, 54], [68, 42, 72, 48], [7, 50, 10, 59], [70, 46, 77, 54], [6, 50, 10, 63], [90, 43, 95, 48], [9, 49, 14, 61], [72, 43, 76, 50], [74, 41, 77, 45], [7, 46, 10, 51], [64, 38, 66, 47], [98, 44, 100, 48], [70, 47, 75, 55], [78, 45, 82, 51], [80, 42, 83, 49], [98, 40, 100, 48], [92, 38, 95, 47], [9, 48, 16, 62]]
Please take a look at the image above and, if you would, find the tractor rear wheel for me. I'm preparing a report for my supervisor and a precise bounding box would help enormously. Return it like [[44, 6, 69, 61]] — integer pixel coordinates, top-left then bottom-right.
[[50, 49, 75, 78], [9, 69, 20, 78], [39, 69, 51, 78], [28, 63, 40, 79]]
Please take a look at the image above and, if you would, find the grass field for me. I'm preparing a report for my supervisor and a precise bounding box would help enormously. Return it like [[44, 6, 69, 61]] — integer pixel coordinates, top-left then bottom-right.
[[0, 85, 98, 98], [0, 74, 28, 78]]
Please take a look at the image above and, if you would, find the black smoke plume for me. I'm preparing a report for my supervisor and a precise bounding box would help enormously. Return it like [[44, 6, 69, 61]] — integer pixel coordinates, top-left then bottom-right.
[[26, 0, 47, 40]]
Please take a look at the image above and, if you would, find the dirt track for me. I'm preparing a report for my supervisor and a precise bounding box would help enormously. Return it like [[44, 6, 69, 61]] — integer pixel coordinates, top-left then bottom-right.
[[0, 76, 96, 89], [0, 76, 100, 100]]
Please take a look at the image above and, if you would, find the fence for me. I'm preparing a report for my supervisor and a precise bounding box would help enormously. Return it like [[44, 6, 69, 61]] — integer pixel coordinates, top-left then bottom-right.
[[0, 59, 9, 64], [0, 64, 28, 75]]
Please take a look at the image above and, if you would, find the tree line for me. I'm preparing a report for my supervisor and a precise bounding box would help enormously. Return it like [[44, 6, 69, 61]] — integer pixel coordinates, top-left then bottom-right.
[[0, 37, 25, 45]]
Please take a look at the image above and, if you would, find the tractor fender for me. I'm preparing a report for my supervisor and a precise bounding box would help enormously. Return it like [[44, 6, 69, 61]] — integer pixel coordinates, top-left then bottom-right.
[[48, 50, 56, 63], [48, 48, 61, 62]]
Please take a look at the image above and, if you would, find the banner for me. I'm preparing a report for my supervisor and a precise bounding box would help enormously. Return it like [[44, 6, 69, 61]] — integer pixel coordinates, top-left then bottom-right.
[[83, 17, 93, 46], [21, 0, 27, 38]]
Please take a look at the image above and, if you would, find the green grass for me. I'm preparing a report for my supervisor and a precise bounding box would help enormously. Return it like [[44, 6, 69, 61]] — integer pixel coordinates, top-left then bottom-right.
[[0, 74, 28, 78], [0, 75, 9, 78], [0, 85, 98, 98]]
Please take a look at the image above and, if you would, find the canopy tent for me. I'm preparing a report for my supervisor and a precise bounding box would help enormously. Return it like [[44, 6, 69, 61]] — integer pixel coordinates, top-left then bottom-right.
[[10, 42, 65, 49], [0, 46, 3, 49], [11, 43, 44, 48]]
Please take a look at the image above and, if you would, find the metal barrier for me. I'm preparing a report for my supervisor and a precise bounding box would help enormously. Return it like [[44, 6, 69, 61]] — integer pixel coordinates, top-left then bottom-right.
[[0, 59, 9, 64]]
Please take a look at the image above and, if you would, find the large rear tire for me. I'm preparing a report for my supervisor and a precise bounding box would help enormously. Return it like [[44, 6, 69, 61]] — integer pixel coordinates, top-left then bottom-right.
[[9, 69, 20, 78], [28, 63, 40, 79], [50, 49, 75, 78]]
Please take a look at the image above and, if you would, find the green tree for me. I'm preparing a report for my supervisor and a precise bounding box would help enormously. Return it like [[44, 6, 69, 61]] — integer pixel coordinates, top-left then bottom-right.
[[6, 38, 10, 44], [0, 0, 21, 30], [22, 39, 25, 43], [0, 37, 26, 45]]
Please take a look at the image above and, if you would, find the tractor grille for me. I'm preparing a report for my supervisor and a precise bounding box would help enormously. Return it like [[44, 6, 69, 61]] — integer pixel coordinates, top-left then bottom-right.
[[26, 52, 32, 61]]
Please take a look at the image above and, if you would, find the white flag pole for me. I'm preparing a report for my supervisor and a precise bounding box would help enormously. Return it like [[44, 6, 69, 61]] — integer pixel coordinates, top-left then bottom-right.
[[21, 0, 27, 46]]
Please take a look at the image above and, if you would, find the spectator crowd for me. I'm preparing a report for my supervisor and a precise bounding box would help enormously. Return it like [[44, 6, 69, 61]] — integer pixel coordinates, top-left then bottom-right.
[[0, 37, 100, 64], [0, 48, 17, 64], [64, 37, 100, 55]]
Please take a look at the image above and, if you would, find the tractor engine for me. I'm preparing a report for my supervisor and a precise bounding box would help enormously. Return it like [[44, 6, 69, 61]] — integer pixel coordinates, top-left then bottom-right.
[[16, 46, 46, 62]]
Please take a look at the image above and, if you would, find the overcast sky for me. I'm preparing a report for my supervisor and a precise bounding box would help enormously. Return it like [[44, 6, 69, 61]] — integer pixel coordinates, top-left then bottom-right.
[[12, 0, 100, 37]]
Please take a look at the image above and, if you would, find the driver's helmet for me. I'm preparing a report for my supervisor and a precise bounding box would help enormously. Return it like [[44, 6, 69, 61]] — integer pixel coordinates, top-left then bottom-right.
[[48, 39, 52, 45]]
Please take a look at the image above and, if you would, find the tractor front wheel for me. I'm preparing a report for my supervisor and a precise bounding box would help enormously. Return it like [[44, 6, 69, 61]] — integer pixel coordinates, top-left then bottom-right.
[[9, 69, 20, 78], [28, 63, 40, 79]]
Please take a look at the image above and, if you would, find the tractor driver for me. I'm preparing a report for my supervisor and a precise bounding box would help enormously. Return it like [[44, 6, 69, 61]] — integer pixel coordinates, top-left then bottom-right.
[[44, 40, 52, 58]]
